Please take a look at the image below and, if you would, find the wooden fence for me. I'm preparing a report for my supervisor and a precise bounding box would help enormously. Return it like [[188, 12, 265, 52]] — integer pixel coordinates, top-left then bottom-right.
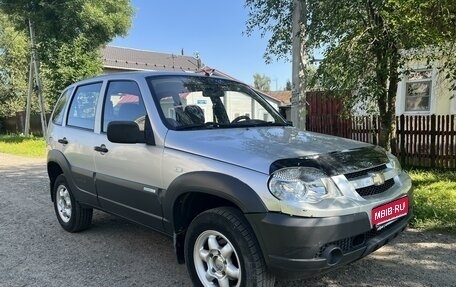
[[307, 114, 456, 169], [0, 112, 48, 136]]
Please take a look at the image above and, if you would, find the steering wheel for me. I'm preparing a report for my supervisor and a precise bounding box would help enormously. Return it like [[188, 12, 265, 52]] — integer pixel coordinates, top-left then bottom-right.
[[231, 115, 251, 123]]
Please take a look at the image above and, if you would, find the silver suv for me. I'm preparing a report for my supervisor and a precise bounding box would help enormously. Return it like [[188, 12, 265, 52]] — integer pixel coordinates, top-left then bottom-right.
[[46, 71, 412, 287]]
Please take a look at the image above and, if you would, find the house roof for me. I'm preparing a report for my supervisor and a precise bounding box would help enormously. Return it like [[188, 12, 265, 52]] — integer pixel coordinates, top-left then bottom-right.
[[101, 46, 201, 72], [265, 91, 292, 106]]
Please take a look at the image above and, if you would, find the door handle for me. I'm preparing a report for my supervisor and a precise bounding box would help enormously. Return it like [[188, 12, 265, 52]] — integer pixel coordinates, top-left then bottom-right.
[[58, 137, 68, 144], [94, 144, 109, 153]]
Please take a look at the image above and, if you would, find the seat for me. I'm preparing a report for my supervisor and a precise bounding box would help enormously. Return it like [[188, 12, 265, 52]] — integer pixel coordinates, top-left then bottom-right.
[[184, 105, 205, 124]]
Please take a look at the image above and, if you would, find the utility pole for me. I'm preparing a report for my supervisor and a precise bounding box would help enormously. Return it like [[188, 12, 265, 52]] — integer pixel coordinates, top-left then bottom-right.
[[25, 19, 47, 138], [24, 54, 33, 136], [290, 0, 307, 130]]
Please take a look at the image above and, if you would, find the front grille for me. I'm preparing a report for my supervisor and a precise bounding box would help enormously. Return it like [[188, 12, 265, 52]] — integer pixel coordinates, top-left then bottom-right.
[[355, 178, 395, 197], [344, 164, 387, 180]]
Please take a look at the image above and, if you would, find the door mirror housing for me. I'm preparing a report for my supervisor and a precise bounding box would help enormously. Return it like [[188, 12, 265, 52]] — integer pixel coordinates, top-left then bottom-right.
[[107, 121, 142, 144]]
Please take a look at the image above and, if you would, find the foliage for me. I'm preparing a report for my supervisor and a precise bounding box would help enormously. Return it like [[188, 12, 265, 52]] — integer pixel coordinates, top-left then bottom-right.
[[245, 0, 456, 150], [0, 0, 133, 109], [253, 73, 271, 91], [408, 169, 456, 234], [0, 134, 45, 157], [41, 36, 103, 104], [244, 0, 293, 64], [0, 13, 30, 117]]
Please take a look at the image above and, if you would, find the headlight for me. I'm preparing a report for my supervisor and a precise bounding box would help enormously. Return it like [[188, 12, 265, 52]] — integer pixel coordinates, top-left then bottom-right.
[[268, 167, 341, 203], [387, 153, 402, 173]]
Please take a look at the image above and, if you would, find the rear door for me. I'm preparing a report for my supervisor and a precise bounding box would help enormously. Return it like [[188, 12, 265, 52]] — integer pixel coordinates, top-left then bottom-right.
[[60, 82, 103, 206], [93, 80, 164, 231]]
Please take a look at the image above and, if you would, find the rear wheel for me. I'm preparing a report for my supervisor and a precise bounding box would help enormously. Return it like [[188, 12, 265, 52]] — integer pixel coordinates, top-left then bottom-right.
[[184, 207, 275, 287], [53, 174, 92, 232]]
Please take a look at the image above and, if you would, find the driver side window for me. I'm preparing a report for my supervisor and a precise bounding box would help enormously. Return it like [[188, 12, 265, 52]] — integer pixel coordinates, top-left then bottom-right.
[[102, 80, 147, 133]]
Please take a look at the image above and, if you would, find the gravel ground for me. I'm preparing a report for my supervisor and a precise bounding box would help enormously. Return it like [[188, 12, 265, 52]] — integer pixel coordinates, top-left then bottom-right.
[[0, 153, 455, 287]]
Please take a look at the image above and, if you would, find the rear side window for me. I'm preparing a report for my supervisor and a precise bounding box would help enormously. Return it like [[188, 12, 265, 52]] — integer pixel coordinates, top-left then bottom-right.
[[51, 88, 73, 125], [67, 82, 102, 130], [102, 80, 146, 133]]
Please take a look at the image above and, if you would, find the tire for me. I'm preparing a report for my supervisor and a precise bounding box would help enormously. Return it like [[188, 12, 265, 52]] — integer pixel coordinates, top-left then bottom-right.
[[184, 207, 275, 287], [53, 174, 93, 232]]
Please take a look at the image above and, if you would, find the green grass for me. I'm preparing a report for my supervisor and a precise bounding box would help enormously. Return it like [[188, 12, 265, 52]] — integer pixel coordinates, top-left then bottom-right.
[[408, 169, 456, 234], [0, 134, 46, 158]]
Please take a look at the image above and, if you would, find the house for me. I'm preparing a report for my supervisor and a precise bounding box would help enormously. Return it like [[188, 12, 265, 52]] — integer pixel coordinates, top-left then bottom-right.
[[264, 91, 292, 119], [101, 46, 202, 73], [396, 61, 456, 115]]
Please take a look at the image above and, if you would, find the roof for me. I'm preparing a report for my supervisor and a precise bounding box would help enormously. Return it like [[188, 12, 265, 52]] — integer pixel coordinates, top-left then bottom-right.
[[101, 46, 201, 72], [265, 91, 292, 106]]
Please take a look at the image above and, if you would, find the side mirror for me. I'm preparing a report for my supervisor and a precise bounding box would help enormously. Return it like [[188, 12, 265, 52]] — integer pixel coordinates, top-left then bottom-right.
[[286, 120, 293, 126], [107, 121, 141, 144]]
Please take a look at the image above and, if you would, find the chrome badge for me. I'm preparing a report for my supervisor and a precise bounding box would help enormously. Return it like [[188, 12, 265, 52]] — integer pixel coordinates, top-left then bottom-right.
[[369, 172, 385, 186]]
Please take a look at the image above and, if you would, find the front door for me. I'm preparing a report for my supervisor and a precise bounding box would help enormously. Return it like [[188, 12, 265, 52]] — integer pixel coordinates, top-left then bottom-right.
[[93, 80, 164, 231]]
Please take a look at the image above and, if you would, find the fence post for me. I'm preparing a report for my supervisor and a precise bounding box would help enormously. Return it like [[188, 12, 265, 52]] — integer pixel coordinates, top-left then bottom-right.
[[430, 114, 436, 168], [399, 115, 405, 165]]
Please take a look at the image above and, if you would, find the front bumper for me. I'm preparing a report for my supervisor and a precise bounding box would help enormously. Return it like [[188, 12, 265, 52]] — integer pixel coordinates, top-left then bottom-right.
[[246, 207, 412, 279]]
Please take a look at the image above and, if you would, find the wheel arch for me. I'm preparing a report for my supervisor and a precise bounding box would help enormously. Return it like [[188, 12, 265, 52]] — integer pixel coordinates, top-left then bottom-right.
[[47, 150, 71, 201], [161, 171, 268, 263]]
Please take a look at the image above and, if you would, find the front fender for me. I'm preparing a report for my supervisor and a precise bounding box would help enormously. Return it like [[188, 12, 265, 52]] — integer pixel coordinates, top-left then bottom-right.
[[161, 171, 268, 232]]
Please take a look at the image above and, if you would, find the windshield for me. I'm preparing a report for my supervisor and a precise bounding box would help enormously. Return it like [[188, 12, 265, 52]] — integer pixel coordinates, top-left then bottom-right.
[[148, 75, 287, 130]]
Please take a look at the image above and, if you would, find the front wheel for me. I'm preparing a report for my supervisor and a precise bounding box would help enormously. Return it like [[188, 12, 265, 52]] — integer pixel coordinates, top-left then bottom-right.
[[184, 207, 275, 287]]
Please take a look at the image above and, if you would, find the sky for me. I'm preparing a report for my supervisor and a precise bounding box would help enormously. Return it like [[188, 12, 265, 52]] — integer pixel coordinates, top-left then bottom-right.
[[110, 0, 292, 90]]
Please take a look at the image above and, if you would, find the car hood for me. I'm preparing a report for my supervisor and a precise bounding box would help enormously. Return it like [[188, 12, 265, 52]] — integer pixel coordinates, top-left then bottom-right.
[[164, 126, 384, 175]]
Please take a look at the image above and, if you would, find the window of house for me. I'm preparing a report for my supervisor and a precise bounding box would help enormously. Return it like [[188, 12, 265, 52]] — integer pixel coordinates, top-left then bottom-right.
[[405, 70, 432, 112], [67, 83, 102, 130]]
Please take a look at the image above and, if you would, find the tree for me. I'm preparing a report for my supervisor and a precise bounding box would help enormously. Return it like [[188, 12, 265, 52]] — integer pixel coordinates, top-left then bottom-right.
[[253, 73, 271, 91], [0, 12, 29, 117], [0, 0, 133, 106], [285, 80, 292, 91], [245, 0, 456, 150]]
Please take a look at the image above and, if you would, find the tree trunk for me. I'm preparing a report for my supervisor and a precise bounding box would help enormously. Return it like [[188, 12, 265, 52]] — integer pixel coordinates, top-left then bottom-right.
[[374, 47, 390, 149], [378, 46, 400, 152], [386, 48, 400, 153]]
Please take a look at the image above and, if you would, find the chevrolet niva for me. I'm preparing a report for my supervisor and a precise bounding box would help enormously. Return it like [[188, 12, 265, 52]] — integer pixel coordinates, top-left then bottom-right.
[[46, 71, 412, 287]]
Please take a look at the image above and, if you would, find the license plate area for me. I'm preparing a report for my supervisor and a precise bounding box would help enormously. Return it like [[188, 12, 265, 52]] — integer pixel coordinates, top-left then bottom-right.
[[371, 196, 409, 227]]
